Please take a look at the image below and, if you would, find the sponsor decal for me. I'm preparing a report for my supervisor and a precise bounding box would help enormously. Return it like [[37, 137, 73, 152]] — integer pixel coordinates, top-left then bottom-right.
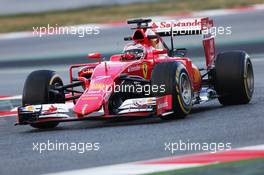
[[157, 102, 168, 110], [151, 22, 159, 29], [81, 96, 99, 100], [128, 65, 141, 72], [82, 68, 94, 74], [89, 83, 106, 91], [43, 105, 58, 115], [152, 19, 202, 29], [132, 100, 152, 109], [156, 95, 172, 115], [147, 98, 153, 104], [87, 90, 101, 94], [26, 105, 34, 111], [142, 63, 148, 79]]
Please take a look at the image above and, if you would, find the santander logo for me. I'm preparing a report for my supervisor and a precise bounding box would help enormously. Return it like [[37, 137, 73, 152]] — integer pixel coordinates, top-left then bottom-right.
[[153, 19, 202, 29], [43, 105, 58, 114]]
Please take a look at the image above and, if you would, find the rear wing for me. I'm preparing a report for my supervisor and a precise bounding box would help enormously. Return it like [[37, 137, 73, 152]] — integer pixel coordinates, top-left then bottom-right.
[[150, 17, 215, 68], [150, 17, 213, 36]]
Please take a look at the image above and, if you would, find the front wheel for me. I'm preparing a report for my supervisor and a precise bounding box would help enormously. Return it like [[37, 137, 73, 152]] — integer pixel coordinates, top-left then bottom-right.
[[22, 70, 65, 129], [151, 62, 193, 120]]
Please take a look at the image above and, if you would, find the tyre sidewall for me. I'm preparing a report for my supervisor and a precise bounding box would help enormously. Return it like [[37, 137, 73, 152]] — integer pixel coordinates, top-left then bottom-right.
[[22, 70, 63, 106], [172, 62, 193, 115], [215, 51, 254, 105]]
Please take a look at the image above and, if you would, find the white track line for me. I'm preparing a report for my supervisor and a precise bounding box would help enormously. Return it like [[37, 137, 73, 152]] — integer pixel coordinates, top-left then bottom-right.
[[238, 144, 264, 150], [48, 164, 201, 175], [46, 144, 264, 175]]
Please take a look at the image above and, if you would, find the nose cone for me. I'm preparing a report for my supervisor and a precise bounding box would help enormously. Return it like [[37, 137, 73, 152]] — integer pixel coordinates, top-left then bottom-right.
[[73, 61, 133, 116], [73, 94, 104, 116]]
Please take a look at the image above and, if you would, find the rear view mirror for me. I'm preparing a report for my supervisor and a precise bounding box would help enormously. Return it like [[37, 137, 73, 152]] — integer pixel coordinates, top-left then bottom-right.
[[87, 53, 101, 63], [170, 48, 187, 57]]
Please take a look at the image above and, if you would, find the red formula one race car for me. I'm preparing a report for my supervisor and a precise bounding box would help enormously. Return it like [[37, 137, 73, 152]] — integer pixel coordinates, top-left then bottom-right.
[[17, 18, 254, 129]]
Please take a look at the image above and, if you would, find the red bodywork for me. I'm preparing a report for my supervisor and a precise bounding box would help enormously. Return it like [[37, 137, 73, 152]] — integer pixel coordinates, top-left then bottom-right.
[[69, 17, 214, 118], [18, 17, 215, 124]]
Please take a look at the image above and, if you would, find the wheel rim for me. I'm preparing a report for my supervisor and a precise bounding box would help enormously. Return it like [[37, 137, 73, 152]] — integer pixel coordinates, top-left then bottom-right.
[[179, 73, 192, 104], [245, 61, 254, 95]]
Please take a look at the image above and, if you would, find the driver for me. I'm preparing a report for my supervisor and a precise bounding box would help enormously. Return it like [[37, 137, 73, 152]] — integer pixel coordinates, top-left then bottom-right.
[[122, 43, 146, 60]]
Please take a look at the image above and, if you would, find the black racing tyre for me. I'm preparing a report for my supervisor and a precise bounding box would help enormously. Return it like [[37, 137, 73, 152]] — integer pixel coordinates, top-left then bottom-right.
[[22, 70, 64, 129], [108, 93, 124, 115], [215, 51, 254, 105], [151, 62, 193, 120]]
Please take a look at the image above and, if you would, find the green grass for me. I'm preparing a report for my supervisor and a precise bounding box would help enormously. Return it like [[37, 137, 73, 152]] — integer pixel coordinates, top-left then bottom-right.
[[0, 0, 264, 33], [146, 158, 264, 175]]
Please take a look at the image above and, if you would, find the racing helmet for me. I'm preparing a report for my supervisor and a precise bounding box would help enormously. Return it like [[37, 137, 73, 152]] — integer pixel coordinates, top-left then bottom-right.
[[123, 43, 146, 60]]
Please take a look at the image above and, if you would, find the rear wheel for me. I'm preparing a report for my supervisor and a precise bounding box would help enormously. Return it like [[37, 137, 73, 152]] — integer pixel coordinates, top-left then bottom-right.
[[23, 70, 65, 129], [151, 62, 193, 120], [215, 51, 254, 105]]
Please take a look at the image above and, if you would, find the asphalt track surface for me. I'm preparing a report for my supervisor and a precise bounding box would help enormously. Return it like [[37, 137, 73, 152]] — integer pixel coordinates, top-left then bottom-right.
[[0, 10, 264, 175], [1, 9, 264, 65]]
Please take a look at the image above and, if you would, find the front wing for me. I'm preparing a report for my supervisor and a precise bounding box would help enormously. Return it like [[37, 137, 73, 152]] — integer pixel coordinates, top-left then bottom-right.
[[16, 95, 173, 125]]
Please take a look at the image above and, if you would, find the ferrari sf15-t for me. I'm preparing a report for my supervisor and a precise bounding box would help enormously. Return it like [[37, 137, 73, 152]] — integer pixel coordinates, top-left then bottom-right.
[[17, 17, 254, 129]]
